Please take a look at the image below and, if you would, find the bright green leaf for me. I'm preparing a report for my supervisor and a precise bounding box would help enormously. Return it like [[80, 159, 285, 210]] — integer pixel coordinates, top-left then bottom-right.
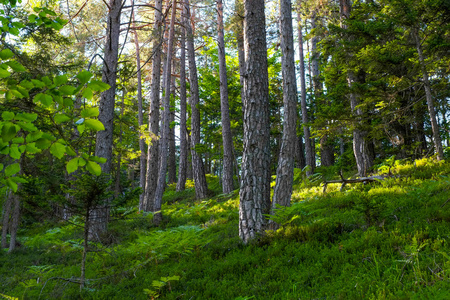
[[35, 138, 51, 150], [26, 131, 43, 142], [86, 160, 101, 176], [78, 157, 86, 166], [65, 146, 76, 156], [2, 111, 14, 121], [88, 80, 110, 92], [11, 137, 24, 143], [31, 79, 45, 88], [15, 113, 37, 122], [50, 142, 65, 159], [17, 122, 37, 132], [0, 68, 10, 78], [9, 145, 20, 159], [84, 119, 105, 131], [54, 75, 68, 86], [7, 61, 25, 72], [66, 157, 79, 174], [90, 156, 107, 164], [77, 124, 85, 135], [81, 107, 99, 118], [82, 87, 93, 99], [54, 114, 70, 124], [0, 49, 13, 60], [5, 162, 20, 177], [59, 85, 76, 95], [26, 143, 41, 154], [76, 70, 93, 84], [6, 178, 18, 192], [1, 122, 17, 142]]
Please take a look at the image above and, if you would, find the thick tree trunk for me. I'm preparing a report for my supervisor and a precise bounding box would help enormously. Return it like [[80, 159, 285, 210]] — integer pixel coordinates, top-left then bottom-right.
[[412, 27, 444, 161], [239, 0, 271, 243], [168, 76, 177, 184], [186, 131, 193, 180], [153, 0, 177, 225], [297, 136, 306, 169], [176, 25, 188, 191], [272, 0, 298, 211], [185, 0, 209, 199], [142, 0, 163, 212], [217, 0, 234, 194], [91, 0, 121, 239], [297, 6, 315, 175], [133, 9, 147, 204], [8, 193, 20, 253]]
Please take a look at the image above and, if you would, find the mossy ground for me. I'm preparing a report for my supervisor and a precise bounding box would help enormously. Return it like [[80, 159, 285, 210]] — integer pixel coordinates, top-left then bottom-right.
[[2, 158, 450, 299]]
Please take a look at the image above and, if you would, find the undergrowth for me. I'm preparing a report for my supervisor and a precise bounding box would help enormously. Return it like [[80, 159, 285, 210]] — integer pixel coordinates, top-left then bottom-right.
[[1, 158, 450, 299]]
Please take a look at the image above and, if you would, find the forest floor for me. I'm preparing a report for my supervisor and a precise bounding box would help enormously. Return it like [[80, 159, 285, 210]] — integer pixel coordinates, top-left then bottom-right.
[[2, 157, 450, 299]]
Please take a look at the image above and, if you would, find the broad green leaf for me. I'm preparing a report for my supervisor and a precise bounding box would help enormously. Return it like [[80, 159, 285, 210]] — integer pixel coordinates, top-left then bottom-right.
[[11, 137, 24, 143], [26, 130, 43, 142], [66, 157, 78, 174], [76, 70, 93, 84], [0, 49, 13, 60], [31, 79, 45, 88], [17, 122, 37, 132], [10, 177, 27, 183], [34, 93, 53, 106], [16, 86, 29, 98], [63, 98, 73, 107], [5, 162, 20, 177], [6, 178, 18, 192], [7, 61, 25, 72], [2, 111, 14, 121], [9, 145, 21, 159], [54, 114, 70, 124], [1, 122, 17, 142], [0, 68, 10, 78], [10, 89, 23, 98], [81, 107, 99, 118], [54, 95, 63, 106], [0, 146, 9, 154], [54, 75, 68, 86], [88, 80, 110, 92], [35, 138, 51, 150], [42, 76, 52, 86], [42, 133, 56, 141], [77, 124, 85, 135], [81, 153, 89, 160], [78, 157, 86, 166], [26, 143, 41, 154], [59, 85, 76, 95], [19, 145, 26, 153], [15, 113, 37, 122], [82, 87, 93, 99], [90, 156, 107, 164], [84, 119, 105, 131], [86, 160, 101, 176], [65, 146, 76, 156], [50, 142, 65, 159]]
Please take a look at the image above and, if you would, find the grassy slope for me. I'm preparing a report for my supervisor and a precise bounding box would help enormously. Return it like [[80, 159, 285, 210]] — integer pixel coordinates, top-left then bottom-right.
[[2, 158, 450, 299]]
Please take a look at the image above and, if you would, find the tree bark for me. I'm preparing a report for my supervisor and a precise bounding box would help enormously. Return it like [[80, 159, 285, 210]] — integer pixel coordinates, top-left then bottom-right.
[[1, 191, 12, 248], [185, 0, 209, 199], [412, 27, 444, 161], [168, 76, 177, 184], [176, 24, 188, 191], [153, 0, 178, 225], [142, 0, 163, 212], [217, 0, 234, 194], [91, 0, 121, 239], [133, 9, 147, 205], [297, 6, 315, 175], [114, 89, 126, 197], [239, 0, 271, 243], [272, 0, 298, 211], [8, 193, 20, 253]]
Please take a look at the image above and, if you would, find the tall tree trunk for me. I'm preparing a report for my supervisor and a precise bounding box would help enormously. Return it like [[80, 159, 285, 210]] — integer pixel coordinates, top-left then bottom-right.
[[142, 0, 163, 212], [217, 0, 234, 194], [239, 0, 271, 243], [185, 0, 209, 199], [168, 76, 177, 184], [114, 89, 126, 197], [153, 0, 178, 225], [412, 27, 444, 161], [186, 131, 193, 179], [176, 24, 188, 191], [133, 9, 147, 205], [297, 136, 306, 169], [91, 0, 121, 239], [340, 0, 373, 176], [272, 0, 298, 212], [297, 4, 315, 175], [8, 192, 20, 253]]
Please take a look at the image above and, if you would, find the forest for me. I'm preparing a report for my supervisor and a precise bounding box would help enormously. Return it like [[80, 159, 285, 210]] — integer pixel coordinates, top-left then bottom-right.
[[1, 0, 450, 298]]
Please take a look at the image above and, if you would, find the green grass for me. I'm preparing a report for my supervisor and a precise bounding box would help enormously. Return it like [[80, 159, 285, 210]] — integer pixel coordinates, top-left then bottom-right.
[[2, 158, 450, 299]]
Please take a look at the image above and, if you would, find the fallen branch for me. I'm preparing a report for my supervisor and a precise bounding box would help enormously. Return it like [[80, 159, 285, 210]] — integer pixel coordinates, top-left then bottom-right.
[[322, 172, 389, 194]]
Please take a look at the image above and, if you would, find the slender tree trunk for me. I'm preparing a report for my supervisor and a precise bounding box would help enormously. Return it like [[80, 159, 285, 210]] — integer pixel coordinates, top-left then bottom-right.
[[91, 0, 121, 239], [168, 76, 177, 184], [176, 24, 188, 191], [297, 4, 314, 175], [142, 0, 163, 212], [217, 0, 234, 193], [239, 0, 271, 243], [115, 89, 126, 197], [153, 0, 177, 225], [272, 0, 298, 212], [8, 193, 20, 253], [297, 136, 306, 169], [185, 0, 209, 199], [133, 9, 147, 205], [1, 191, 12, 248], [412, 27, 444, 160], [186, 131, 193, 179]]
